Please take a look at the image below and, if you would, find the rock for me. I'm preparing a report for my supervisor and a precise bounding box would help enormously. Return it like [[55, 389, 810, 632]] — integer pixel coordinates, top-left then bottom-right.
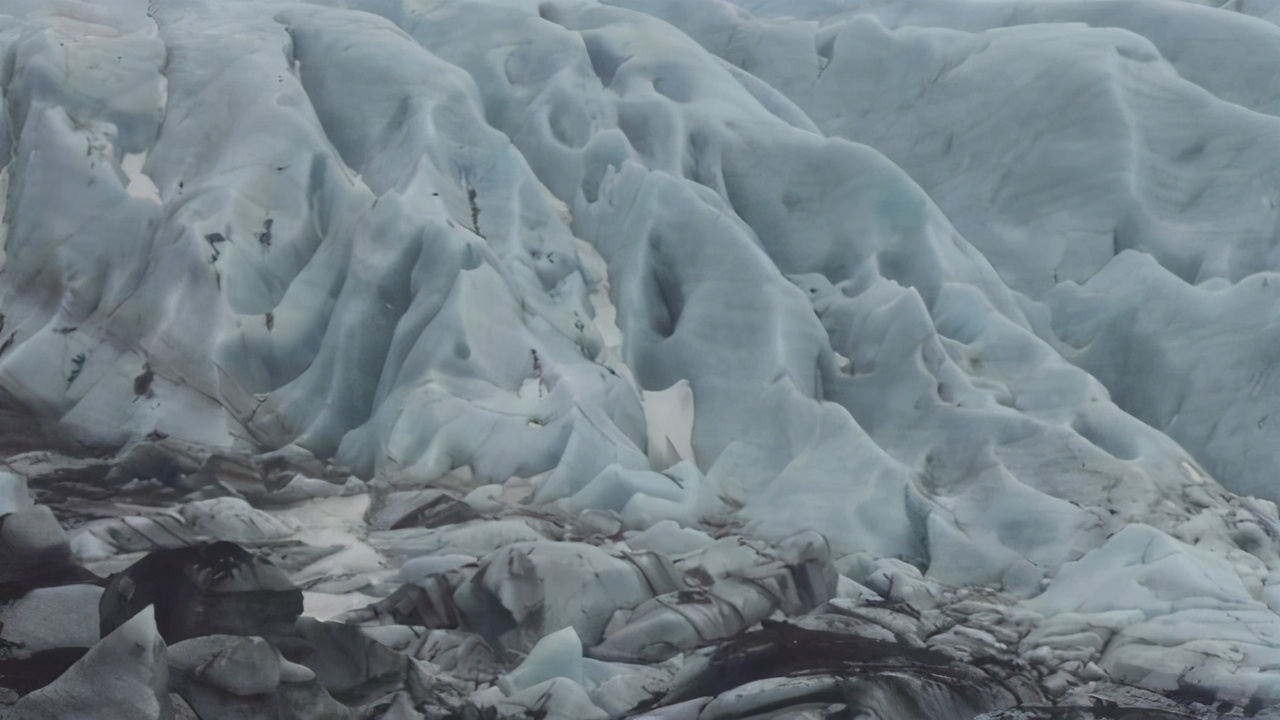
[[167, 635, 282, 696], [279, 618, 410, 704], [7, 606, 172, 719], [168, 634, 353, 720], [100, 542, 302, 643], [177, 673, 353, 720]]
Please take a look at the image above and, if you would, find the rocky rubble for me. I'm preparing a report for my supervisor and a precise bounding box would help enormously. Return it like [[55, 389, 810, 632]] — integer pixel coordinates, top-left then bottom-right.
[[0, 442, 1269, 719]]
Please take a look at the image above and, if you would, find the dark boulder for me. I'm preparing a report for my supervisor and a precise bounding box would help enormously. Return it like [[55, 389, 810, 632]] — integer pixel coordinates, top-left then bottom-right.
[[100, 542, 302, 643]]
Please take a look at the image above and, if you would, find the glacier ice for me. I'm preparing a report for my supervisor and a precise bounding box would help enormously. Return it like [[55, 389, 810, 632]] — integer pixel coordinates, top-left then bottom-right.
[[7, 606, 171, 720], [0, 0, 1278, 715]]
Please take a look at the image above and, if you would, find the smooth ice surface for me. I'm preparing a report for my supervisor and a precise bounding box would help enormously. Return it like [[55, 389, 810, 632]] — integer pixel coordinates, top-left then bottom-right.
[[0, 0, 1277, 705]]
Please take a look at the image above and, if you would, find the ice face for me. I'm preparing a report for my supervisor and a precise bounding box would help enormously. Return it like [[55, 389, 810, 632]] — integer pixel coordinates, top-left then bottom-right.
[[0, 0, 1277, 708]]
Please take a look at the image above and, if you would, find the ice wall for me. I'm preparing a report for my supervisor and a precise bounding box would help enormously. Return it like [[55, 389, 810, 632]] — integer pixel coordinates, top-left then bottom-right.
[[1, 0, 1278, 703]]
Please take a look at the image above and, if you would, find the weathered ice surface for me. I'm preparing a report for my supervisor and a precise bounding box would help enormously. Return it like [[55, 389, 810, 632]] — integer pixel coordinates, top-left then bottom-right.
[[0, 450, 1269, 718], [0, 0, 1277, 717], [7, 606, 172, 720]]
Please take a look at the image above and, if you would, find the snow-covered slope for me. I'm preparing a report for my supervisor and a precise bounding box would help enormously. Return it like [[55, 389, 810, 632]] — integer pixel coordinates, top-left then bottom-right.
[[0, 0, 1278, 712]]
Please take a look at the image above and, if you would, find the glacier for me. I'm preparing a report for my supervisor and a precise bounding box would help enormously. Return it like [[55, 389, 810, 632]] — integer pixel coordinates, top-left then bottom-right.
[[0, 0, 1278, 717]]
